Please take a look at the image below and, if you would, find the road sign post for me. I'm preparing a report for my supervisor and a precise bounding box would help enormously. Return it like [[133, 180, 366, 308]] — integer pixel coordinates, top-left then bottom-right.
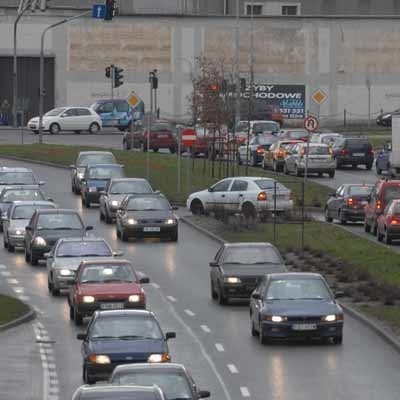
[[181, 128, 197, 194], [92, 4, 106, 19]]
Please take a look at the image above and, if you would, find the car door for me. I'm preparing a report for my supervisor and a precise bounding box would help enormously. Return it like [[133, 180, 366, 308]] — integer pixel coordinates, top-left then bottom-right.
[[208, 179, 233, 212], [365, 183, 379, 225], [251, 277, 267, 325], [228, 179, 249, 213], [329, 185, 345, 216], [95, 101, 115, 127], [76, 108, 92, 130], [60, 108, 78, 130], [210, 246, 224, 289], [24, 212, 37, 251], [285, 143, 299, 172], [264, 142, 276, 167], [99, 181, 110, 215]]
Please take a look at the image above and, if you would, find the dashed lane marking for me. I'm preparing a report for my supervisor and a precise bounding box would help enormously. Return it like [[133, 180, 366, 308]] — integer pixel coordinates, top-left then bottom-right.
[[0, 264, 7, 269], [200, 325, 211, 333], [0, 270, 11, 276], [7, 278, 19, 284], [166, 295, 177, 302], [13, 287, 24, 294], [18, 294, 30, 302], [227, 364, 239, 374], [151, 283, 161, 289], [215, 343, 225, 352], [240, 387, 250, 397], [184, 309, 195, 317]]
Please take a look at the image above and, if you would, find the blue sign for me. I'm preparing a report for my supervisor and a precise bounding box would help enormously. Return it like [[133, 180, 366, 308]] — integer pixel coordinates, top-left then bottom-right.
[[92, 4, 106, 19]]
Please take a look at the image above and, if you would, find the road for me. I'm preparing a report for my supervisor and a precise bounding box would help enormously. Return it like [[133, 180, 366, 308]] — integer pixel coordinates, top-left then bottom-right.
[[1, 157, 400, 400]]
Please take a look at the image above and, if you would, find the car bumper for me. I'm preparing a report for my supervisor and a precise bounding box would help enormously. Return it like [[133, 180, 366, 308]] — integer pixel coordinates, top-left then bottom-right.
[[222, 284, 256, 299], [76, 301, 146, 317], [297, 164, 336, 173], [31, 245, 53, 259], [121, 225, 178, 238], [386, 227, 400, 238], [257, 200, 294, 212], [336, 156, 374, 165], [341, 207, 366, 221], [8, 234, 25, 247], [85, 191, 102, 202]]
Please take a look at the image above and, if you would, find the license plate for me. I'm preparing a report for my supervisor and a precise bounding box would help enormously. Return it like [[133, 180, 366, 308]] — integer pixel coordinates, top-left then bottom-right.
[[100, 303, 124, 310], [143, 227, 161, 232], [353, 153, 364, 156], [292, 323, 317, 331]]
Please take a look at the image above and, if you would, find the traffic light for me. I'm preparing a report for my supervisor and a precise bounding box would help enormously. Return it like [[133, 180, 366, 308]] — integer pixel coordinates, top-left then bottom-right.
[[149, 70, 158, 89], [105, 66, 111, 78], [114, 67, 124, 88], [210, 83, 218, 92], [104, 0, 116, 21]]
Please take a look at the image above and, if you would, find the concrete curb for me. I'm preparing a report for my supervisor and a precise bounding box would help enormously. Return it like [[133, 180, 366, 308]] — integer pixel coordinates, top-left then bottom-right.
[[0, 155, 69, 170], [0, 306, 36, 332], [180, 216, 226, 244]]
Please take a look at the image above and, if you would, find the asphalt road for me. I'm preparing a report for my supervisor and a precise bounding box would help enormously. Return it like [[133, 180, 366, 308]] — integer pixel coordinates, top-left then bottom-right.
[[1, 157, 400, 400]]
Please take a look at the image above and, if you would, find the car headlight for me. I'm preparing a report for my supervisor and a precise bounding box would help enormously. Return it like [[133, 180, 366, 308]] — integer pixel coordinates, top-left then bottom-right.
[[34, 236, 46, 246], [265, 315, 288, 322], [83, 295, 95, 303], [147, 353, 170, 363], [224, 277, 241, 284], [127, 218, 137, 225], [88, 354, 111, 364], [88, 187, 97, 192], [58, 269, 72, 276], [10, 229, 23, 236], [77, 172, 84, 179], [111, 200, 119, 207], [128, 294, 141, 302], [165, 219, 176, 225], [322, 314, 343, 322]]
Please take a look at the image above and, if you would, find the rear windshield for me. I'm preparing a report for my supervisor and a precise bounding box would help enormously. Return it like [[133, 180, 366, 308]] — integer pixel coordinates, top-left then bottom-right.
[[88, 167, 124, 179], [0, 172, 36, 185], [255, 179, 287, 191], [77, 153, 116, 166], [348, 186, 373, 196], [12, 204, 54, 219], [110, 181, 152, 195], [321, 135, 341, 144], [384, 185, 400, 203], [222, 246, 282, 265], [253, 122, 279, 133], [346, 139, 370, 149], [152, 123, 172, 131], [258, 135, 276, 145], [308, 146, 330, 155], [56, 241, 111, 257], [2, 189, 44, 202], [289, 131, 308, 139]]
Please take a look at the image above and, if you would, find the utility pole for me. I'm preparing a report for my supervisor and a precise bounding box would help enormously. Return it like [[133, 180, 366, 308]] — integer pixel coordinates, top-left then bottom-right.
[[234, 0, 241, 141], [147, 70, 157, 180]]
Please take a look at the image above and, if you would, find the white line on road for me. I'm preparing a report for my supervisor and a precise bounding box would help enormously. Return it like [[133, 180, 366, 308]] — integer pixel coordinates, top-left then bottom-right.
[[13, 287, 24, 294], [240, 387, 250, 397], [0, 271, 11, 276], [227, 364, 239, 374], [151, 283, 161, 289], [215, 343, 225, 352], [0, 264, 6, 269], [200, 325, 211, 333], [18, 295, 30, 302], [166, 295, 177, 302], [184, 309, 195, 317], [7, 278, 19, 284]]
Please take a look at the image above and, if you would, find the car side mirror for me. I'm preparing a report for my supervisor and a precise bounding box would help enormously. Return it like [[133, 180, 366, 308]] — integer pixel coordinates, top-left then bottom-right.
[[139, 277, 150, 284], [209, 262, 219, 267], [251, 293, 261, 300], [208, 187, 214, 192], [165, 332, 176, 340], [85, 226, 93, 231], [76, 333, 87, 340], [39, 181, 46, 186], [69, 164, 75, 169], [334, 291, 345, 299], [198, 390, 211, 399], [112, 250, 124, 257]]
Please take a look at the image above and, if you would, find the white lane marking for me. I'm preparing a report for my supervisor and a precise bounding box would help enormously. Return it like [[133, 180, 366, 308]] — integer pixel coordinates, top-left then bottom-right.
[[13, 287, 24, 294], [18, 295, 30, 302], [0, 271, 11, 276], [151, 283, 161, 289], [200, 325, 211, 333], [7, 278, 19, 284], [33, 305, 44, 315], [0, 264, 7, 269], [227, 364, 239, 374], [166, 295, 177, 302], [184, 309, 195, 317], [215, 343, 225, 352], [240, 387, 250, 397]]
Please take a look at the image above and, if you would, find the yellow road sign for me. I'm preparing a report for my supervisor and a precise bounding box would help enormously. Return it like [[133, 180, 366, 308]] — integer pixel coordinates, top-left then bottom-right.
[[312, 89, 327, 105], [126, 92, 141, 109]]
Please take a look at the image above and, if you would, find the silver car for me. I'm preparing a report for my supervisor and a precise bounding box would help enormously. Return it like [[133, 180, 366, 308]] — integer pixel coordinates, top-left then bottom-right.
[[99, 178, 153, 223], [3, 200, 56, 252], [283, 142, 336, 178], [46, 236, 121, 296]]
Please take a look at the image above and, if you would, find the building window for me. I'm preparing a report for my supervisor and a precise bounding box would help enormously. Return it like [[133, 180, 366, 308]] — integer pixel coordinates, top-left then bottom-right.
[[281, 5, 298, 15], [245, 3, 263, 15]]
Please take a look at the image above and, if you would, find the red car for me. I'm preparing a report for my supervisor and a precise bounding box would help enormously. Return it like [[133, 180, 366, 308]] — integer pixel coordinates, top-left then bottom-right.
[[376, 199, 400, 244], [364, 179, 400, 235], [68, 259, 149, 326]]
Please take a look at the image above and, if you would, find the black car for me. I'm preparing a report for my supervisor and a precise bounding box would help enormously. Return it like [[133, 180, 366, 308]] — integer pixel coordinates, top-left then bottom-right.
[[110, 363, 210, 400], [250, 272, 344, 344], [70, 151, 117, 194], [81, 164, 125, 208], [376, 109, 400, 127], [72, 384, 166, 400], [325, 184, 373, 224], [77, 310, 176, 384], [332, 137, 374, 169], [209, 242, 287, 305], [115, 194, 178, 242], [24, 209, 92, 265]]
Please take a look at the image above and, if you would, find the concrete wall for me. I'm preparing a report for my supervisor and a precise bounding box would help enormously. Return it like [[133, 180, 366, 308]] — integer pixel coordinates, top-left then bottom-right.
[[3, 11, 400, 123]]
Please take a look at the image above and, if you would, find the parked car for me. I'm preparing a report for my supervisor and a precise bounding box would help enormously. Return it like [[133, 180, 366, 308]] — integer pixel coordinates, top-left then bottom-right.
[[115, 194, 178, 242], [283, 142, 336, 178], [72, 385, 166, 400], [27, 107, 102, 135], [324, 184, 373, 224], [262, 139, 302, 172], [310, 133, 343, 145], [70, 151, 117, 194], [3, 200, 56, 252], [109, 363, 210, 400], [331, 136, 374, 169], [209, 242, 287, 305], [76, 310, 175, 383], [0, 167, 44, 193], [375, 142, 392, 175], [376, 108, 400, 127], [99, 178, 154, 223], [364, 179, 400, 234], [24, 209, 92, 265], [249, 272, 344, 344], [237, 133, 277, 166], [278, 129, 308, 142], [90, 99, 133, 131], [68, 259, 149, 325], [46, 237, 118, 296], [186, 177, 293, 218], [81, 164, 125, 208], [376, 199, 400, 244]]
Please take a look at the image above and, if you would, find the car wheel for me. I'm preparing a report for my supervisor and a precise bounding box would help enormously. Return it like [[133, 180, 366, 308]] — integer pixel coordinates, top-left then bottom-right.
[[83, 366, 95, 384], [170, 230, 178, 242], [259, 321, 267, 344], [169, 146, 176, 154], [261, 159, 266, 170], [332, 335, 343, 345], [88, 122, 100, 134], [51, 282, 60, 297], [384, 229, 392, 245], [250, 153, 257, 167], [74, 307, 83, 326], [69, 305, 74, 320], [210, 280, 217, 300], [85, 198, 91, 208], [121, 230, 129, 242], [251, 317, 258, 337], [153, 147, 159, 153], [3, 236, 7, 248], [104, 210, 112, 224], [237, 153, 242, 165], [273, 160, 278, 172], [329, 170, 335, 178], [283, 163, 289, 175], [351, 164, 357, 169], [74, 130, 81, 135], [217, 285, 227, 305], [190, 199, 204, 215], [25, 246, 30, 262], [7, 243, 15, 253], [33, 130, 39, 134], [49, 123, 60, 135], [99, 210, 104, 221], [30, 251, 39, 266], [123, 140, 131, 150], [371, 221, 377, 236], [376, 165, 382, 175], [338, 210, 346, 225], [116, 227, 121, 238], [242, 202, 256, 219], [377, 228, 383, 242], [325, 207, 333, 223], [364, 220, 371, 233], [366, 163, 373, 171], [295, 165, 302, 177]]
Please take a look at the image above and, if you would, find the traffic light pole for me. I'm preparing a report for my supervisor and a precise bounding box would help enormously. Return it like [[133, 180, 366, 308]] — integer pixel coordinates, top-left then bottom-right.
[[38, 10, 91, 144], [110, 65, 114, 100]]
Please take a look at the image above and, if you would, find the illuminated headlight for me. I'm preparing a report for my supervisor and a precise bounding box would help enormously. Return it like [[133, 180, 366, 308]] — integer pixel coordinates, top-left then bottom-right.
[[88, 187, 97, 192], [83, 295, 95, 303], [34, 236, 46, 246], [128, 294, 141, 302], [88, 354, 110, 364], [265, 315, 288, 323], [77, 172, 84, 179], [224, 277, 241, 284], [10, 229, 24, 236], [127, 218, 137, 225], [110, 200, 120, 207], [58, 269, 72, 276], [165, 219, 176, 225], [147, 353, 170, 363], [322, 314, 342, 322]]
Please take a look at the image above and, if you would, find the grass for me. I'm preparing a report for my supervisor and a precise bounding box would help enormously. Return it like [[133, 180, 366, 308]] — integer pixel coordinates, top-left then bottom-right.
[[0, 144, 332, 207], [0, 295, 29, 325], [358, 305, 400, 334]]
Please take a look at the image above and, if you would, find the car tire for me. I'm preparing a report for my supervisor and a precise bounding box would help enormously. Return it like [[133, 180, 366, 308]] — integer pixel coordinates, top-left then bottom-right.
[[99, 210, 104, 221], [273, 160, 278, 172], [371, 221, 377, 236], [69, 305, 74, 320], [3, 236, 7, 248], [210, 280, 217, 300], [364, 220, 371, 233], [49, 123, 60, 135], [338, 210, 346, 225], [121, 230, 129, 242], [74, 307, 83, 326], [170, 230, 178, 242], [123, 140, 131, 150], [325, 207, 333, 223], [283, 163, 289, 175], [329, 170, 335, 178], [83, 366, 95, 384], [30, 250, 39, 266], [25, 247, 30, 262], [169, 146, 176, 154], [74, 130, 81, 135], [376, 166, 382, 175], [251, 318, 258, 337], [116, 226, 121, 238], [384, 230, 392, 245], [261, 159, 266, 170], [259, 321, 267, 344], [190, 199, 204, 215], [104, 210, 112, 224], [366, 163, 373, 171], [295, 165, 302, 177], [7, 243, 15, 253], [242, 202, 256, 219], [377, 228, 383, 242], [85, 197, 91, 208], [153, 147, 159, 153], [250, 153, 257, 167], [237, 153, 242, 165], [217, 285, 227, 305], [332, 335, 343, 345], [51, 283, 60, 297], [88, 122, 100, 134]]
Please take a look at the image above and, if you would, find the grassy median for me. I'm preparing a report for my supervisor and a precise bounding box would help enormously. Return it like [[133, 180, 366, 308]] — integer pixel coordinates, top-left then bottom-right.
[[0, 295, 29, 326], [0, 144, 332, 207]]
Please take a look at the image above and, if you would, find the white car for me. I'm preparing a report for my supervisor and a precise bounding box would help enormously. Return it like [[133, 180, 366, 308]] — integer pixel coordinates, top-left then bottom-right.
[[27, 107, 102, 135], [186, 176, 293, 218], [236, 120, 280, 136], [310, 132, 343, 146]]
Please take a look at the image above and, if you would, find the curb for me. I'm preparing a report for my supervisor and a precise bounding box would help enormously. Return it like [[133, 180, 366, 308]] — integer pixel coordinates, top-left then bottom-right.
[[180, 216, 226, 244], [0, 306, 36, 332], [0, 155, 69, 170]]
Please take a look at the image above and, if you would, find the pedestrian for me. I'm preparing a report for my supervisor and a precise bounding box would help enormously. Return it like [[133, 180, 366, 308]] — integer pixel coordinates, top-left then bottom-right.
[[0, 99, 10, 125]]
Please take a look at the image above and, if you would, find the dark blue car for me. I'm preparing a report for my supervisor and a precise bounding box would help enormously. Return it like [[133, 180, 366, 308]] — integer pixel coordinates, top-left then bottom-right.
[[77, 310, 176, 384], [376, 142, 392, 175]]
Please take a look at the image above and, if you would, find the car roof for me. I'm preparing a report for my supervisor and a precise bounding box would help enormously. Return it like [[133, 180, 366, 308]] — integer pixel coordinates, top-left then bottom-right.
[[11, 200, 54, 207], [268, 272, 323, 280], [114, 363, 187, 374], [78, 151, 114, 156], [343, 183, 373, 187], [35, 208, 80, 215], [251, 120, 277, 125], [110, 178, 149, 183], [125, 193, 164, 199], [80, 258, 132, 266], [75, 384, 163, 397], [96, 309, 154, 318], [299, 142, 329, 147], [94, 99, 128, 103], [57, 236, 106, 243], [220, 176, 274, 182]]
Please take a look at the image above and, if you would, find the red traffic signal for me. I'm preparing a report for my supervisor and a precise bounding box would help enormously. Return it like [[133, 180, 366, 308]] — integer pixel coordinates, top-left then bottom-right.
[[210, 84, 218, 92]]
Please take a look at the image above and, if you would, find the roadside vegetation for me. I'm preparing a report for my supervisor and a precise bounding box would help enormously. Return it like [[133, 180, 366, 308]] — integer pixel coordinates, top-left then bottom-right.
[[0, 294, 29, 325]]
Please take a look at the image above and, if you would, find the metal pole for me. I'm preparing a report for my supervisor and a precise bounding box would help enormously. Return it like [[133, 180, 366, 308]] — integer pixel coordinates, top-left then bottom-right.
[[234, 0, 241, 142], [111, 65, 114, 100], [301, 181, 305, 251], [147, 83, 153, 181], [367, 79, 371, 127], [177, 126, 181, 193], [273, 181, 277, 244], [186, 147, 191, 194], [302, 130, 311, 252]]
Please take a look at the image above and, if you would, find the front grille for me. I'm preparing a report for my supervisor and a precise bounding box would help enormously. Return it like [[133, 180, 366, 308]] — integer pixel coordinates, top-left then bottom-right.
[[138, 219, 163, 224], [286, 316, 321, 323]]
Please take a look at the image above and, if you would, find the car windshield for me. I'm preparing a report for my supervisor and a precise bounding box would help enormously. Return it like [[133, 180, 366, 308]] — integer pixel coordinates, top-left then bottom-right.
[[266, 278, 331, 300], [36, 213, 83, 230], [0, 172, 36, 185], [237, 122, 248, 131], [289, 131, 308, 139], [2, 189, 44, 203], [384, 185, 400, 204], [307, 146, 330, 155], [44, 107, 66, 117], [115, 371, 192, 400], [56, 241, 111, 257], [88, 167, 123, 179], [12, 204, 53, 219], [222, 246, 282, 265], [80, 264, 136, 283], [348, 186, 373, 196], [321, 135, 341, 144], [90, 315, 163, 340], [152, 123, 172, 131], [127, 197, 170, 211], [110, 181, 152, 195], [77, 154, 116, 166], [253, 122, 278, 133], [115, 101, 130, 112], [254, 179, 286, 191]]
